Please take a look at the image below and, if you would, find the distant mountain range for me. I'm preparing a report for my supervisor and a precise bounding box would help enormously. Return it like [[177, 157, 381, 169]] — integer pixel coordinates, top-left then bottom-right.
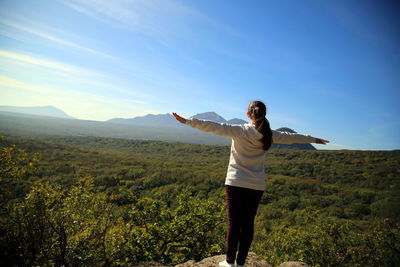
[[0, 106, 315, 149], [108, 113, 179, 127], [0, 105, 74, 119], [191, 112, 248, 125], [107, 112, 248, 127]]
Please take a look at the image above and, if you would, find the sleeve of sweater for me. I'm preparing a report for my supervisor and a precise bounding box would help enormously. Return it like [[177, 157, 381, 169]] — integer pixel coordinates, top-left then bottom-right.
[[185, 118, 245, 138], [272, 130, 316, 144]]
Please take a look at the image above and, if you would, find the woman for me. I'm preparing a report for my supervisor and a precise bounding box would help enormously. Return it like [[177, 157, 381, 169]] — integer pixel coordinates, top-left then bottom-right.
[[173, 101, 329, 267]]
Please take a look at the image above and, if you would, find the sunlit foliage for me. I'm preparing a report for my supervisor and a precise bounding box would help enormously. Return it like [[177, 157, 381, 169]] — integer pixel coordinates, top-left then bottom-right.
[[1, 134, 399, 266]]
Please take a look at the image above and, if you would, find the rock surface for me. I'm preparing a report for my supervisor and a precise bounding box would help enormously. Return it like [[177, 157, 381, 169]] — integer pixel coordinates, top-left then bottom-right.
[[131, 253, 310, 267], [175, 252, 272, 267], [278, 262, 310, 267], [131, 262, 167, 267]]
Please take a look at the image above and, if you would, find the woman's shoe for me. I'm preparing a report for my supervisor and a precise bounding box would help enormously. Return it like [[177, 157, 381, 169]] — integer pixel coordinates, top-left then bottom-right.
[[218, 259, 235, 267]]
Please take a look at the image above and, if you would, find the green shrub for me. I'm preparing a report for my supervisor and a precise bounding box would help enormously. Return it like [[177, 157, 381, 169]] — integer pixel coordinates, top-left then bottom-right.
[[254, 216, 400, 267]]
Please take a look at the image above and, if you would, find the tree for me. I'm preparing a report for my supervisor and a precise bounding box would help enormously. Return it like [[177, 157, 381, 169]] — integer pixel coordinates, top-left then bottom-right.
[[4, 178, 116, 266], [0, 136, 39, 204], [123, 190, 226, 265]]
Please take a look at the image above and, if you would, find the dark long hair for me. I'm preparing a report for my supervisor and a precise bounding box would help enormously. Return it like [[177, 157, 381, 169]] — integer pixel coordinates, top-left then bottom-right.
[[248, 101, 273, 151]]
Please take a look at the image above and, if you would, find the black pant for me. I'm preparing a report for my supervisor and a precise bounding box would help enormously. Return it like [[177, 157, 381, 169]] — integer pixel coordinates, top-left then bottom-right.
[[225, 185, 263, 265]]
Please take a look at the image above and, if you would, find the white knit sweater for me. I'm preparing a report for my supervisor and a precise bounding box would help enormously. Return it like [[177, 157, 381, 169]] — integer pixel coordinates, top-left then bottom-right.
[[185, 118, 316, 191]]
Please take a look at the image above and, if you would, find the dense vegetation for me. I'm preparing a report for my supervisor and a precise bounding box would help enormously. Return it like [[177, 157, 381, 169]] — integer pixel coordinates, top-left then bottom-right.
[[1, 132, 399, 266]]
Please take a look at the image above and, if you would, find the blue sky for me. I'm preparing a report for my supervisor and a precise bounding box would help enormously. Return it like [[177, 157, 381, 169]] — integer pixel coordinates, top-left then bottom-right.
[[0, 0, 399, 150]]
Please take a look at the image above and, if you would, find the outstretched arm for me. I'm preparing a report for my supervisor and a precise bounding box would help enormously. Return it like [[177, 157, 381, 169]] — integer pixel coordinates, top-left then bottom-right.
[[172, 112, 245, 138], [315, 138, 329, 145], [272, 130, 329, 145], [173, 113, 329, 144], [172, 112, 186, 124]]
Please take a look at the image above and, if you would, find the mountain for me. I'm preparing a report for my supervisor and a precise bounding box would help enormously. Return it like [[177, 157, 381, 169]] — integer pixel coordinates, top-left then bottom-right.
[[190, 112, 227, 123], [108, 112, 248, 127], [272, 127, 316, 150], [227, 118, 248, 124], [191, 112, 247, 124], [0, 105, 73, 119], [190, 112, 248, 125], [108, 113, 182, 127]]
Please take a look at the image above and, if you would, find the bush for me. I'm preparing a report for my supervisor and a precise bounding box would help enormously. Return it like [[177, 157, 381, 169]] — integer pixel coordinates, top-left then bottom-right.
[[1, 178, 226, 266], [122, 190, 226, 265], [254, 216, 400, 267], [3, 178, 115, 266]]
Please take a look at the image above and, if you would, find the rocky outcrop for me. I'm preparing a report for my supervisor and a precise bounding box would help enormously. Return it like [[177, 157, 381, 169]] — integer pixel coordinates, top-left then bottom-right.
[[131, 262, 167, 267], [175, 252, 271, 267], [278, 262, 310, 267], [131, 252, 309, 267]]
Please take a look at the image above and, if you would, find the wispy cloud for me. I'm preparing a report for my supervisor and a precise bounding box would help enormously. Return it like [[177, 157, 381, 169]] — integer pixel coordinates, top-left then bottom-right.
[[0, 17, 115, 60], [0, 74, 157, 120], [56, 0, 246, 81], [0, 49, 110, 85], [0, 74, 108, 102], [0, 49, 88, 73], [59, 0, 241, 42], [0, 75, 55, 95], [0, 49, 149, 104]]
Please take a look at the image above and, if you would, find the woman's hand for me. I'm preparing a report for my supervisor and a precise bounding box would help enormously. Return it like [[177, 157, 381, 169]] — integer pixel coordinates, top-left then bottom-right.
[[315, 138, 329, 145], [172, 112, 187, 124]]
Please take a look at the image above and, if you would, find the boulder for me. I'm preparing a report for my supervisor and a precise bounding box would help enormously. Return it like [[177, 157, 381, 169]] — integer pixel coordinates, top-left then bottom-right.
[[175, 252, 272, 267], [132, 262, 167, 267], [130, 253, 309, 267], [278, 261, 310, 267]]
